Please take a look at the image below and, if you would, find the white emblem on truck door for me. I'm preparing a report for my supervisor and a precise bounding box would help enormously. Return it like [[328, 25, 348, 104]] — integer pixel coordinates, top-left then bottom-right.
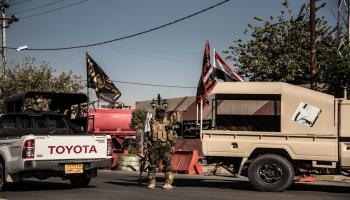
[[291, 102, 321, 127]]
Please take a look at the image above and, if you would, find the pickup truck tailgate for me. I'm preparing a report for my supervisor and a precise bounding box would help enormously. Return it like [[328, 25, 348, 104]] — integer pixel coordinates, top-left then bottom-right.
[[33, 135, 109, 160]]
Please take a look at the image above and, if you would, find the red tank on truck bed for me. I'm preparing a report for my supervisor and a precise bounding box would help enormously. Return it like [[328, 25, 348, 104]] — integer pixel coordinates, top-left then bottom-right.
[[88, 108, 135, 136]]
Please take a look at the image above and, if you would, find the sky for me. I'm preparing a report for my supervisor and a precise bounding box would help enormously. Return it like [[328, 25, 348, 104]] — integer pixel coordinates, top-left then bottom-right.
[[5, 0, 338, 107]]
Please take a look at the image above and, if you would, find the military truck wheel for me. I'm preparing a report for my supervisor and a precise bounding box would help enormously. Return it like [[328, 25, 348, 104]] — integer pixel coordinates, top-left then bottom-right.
[[248, 154, 294, 192], [0, 161, 5, 192], [69, 174, 91, 188]]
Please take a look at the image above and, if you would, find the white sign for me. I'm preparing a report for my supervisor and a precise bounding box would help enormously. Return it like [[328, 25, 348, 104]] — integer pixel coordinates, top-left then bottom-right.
[[291, 102, 321, 127]]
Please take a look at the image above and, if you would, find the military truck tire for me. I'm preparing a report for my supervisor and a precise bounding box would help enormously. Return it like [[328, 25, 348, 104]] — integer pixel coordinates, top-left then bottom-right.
[[69, 174, 91, 188], [0, 161, 5, 192], [248, 154, 294, 192]]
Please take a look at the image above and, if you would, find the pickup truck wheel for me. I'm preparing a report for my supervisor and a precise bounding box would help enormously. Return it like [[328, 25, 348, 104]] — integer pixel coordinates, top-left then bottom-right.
[[69, 174, 91, 188], [0, 161, 5, 192], [248, 154, 294, 192]]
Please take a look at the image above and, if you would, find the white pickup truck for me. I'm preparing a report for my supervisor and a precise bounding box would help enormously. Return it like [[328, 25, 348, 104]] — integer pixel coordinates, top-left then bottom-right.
[[0, 92, 112, 191]]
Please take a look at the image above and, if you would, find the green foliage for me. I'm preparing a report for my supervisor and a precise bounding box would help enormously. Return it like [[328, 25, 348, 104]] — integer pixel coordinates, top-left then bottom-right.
[[225, 1, 347, 96], [0, 57, 84, 108], [323, 46, 350, 97], [127, 146, 139, 154], [130, 109, 147, 134]]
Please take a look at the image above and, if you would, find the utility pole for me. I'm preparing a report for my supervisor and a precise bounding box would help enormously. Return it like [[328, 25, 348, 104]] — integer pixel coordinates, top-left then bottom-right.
[[337, 0, 350, 54], [336, 0, 350, 97], [310, 0, 317, 91], [0, 0, 18, 80], [337, 0, 350, 46], [1, 4, 7, 80]]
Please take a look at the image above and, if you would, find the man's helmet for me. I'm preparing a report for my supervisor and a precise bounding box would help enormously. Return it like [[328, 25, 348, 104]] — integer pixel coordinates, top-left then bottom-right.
[[155, 108, 165, 120]]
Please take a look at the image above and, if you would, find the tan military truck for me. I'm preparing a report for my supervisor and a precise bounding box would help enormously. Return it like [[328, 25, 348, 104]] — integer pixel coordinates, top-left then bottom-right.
[[199, 82, 350, 192]]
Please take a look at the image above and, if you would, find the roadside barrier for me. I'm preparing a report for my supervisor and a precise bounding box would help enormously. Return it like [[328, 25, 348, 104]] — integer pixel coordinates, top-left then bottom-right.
[[119, 154, 141, 171], [111, 153, 120, 169], [111, 149, 130, 169], [116, 150, 203, 174], [170, 150, 203, 175]]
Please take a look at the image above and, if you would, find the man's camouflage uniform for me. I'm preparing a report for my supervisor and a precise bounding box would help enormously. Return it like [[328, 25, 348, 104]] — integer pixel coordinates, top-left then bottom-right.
[[144, 108, 177, 189]]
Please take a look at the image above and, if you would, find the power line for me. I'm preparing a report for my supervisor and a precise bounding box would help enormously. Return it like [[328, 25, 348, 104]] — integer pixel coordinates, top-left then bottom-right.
[[115, 46, 201, 56], [11, 0, 33, 6], [10, 0, 64, 15], [113, 80, 196, 89], [7, 0, 230, 51], [20, 0, 88, 20], [83, 79, 196, 89], [326, 4, 337, 20]]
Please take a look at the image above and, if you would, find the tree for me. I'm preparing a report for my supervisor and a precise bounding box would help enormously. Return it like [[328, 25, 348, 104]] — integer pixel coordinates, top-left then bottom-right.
[[323, 46, 350, 97], [130, 109, 148, 153], [130, 109, 148, 132], [0, 57, 84, 107], [225, 1, 347, 96]]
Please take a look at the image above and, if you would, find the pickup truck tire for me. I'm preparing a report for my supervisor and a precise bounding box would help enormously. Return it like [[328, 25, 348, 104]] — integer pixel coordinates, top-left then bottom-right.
[[0, 161, 5, 192], [69, 174, 91, 188], [248, 154, 294, 192]]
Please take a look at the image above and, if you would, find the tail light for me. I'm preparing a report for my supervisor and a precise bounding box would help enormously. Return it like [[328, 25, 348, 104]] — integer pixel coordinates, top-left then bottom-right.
[[107, 139, 112, 156], [22, 139, 35, 159]]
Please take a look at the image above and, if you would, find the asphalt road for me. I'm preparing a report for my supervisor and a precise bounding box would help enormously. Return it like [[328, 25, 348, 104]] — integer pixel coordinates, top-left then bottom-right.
[[1, 170, 350, 200]]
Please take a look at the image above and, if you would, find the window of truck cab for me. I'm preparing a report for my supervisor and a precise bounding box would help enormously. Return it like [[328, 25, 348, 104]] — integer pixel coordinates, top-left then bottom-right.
[[12, 116, 67, 129], [32, 116, 67, 129], [212, 94, 281, 132], [0, 116, 16, 128]]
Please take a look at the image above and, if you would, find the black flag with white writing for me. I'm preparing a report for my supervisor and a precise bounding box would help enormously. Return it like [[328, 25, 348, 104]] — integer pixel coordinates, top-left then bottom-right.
[[86, 53, 121, 104]]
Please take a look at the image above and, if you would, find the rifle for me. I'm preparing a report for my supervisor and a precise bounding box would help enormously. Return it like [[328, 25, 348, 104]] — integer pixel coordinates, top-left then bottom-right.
[[137, 149, 149, 185]]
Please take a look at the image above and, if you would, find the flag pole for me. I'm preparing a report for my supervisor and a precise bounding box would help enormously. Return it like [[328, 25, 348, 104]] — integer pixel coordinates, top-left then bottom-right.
[[212, 48, 216, 129], [196, 103, 199, 125], [86, 52, 90, 133], [200, 99, 203, 139], [213, 48, 216, 69]]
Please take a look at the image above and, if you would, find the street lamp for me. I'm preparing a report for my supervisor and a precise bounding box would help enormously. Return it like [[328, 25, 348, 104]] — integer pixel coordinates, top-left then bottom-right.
[[16, 45, 28, 52], [150, 94, 168, 109], [151, 99, 157, 108], [162, 99, 168, 108]]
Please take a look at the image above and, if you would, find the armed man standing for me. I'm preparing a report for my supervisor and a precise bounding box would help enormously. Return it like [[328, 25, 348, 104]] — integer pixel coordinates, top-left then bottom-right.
[[144, 94, 177, 189]]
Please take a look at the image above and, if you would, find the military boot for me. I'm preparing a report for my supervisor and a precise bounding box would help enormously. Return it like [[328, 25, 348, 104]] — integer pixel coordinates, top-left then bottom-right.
[[147, 173, 156, 189], [162, 172, 174, 189]]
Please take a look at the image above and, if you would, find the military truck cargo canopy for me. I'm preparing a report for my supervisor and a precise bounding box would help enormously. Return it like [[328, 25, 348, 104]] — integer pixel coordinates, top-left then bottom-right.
[[3, 91, 88, 113], [211, 82, 330, 96], [209, 82, 337, 136]]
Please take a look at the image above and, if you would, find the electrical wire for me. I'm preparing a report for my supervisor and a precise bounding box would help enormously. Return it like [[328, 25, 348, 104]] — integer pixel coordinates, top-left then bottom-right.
[[7, 0, 230, 51], [112, 80, 196, 89], [11, 0, 33, 6], [326, 4, 337, 20], [10, 0, 64, 15], [20, 0, 88, 20], [83, 79, 196, 89], [114, 46, 201, 56]]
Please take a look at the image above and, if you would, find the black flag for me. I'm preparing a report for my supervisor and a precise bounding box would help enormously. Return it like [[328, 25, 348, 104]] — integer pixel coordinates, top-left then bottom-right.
[[196, 40, 216, 105], [214, 51, 244, 82], [86, 53, 121, 104]]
